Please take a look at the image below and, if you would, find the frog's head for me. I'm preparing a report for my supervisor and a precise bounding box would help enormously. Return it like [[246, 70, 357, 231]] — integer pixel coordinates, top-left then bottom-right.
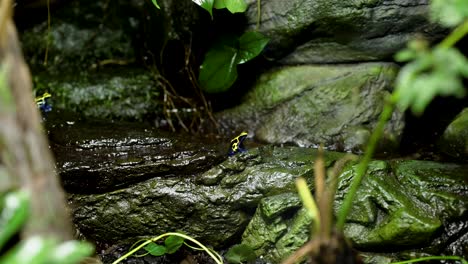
[[35, 92, 52, 113], [228, 131, 248, 156]]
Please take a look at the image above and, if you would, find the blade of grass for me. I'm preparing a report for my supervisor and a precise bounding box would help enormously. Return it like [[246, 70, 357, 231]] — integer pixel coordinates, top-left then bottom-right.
[[296, 178, 320, 235], [336, 99, 394, 230]]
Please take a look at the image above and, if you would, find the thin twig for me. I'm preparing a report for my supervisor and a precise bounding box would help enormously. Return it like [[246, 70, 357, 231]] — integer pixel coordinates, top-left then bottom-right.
[[43, 0, 51, 66]]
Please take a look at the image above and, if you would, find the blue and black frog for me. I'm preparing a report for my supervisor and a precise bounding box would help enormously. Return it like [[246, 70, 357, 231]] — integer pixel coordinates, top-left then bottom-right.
[[35, 92, 52, 113], [228, 131, 248, 156]]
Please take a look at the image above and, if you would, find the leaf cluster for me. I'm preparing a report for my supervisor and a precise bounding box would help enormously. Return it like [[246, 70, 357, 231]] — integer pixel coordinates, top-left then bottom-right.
[[113, 232, 223, 264], [393, 0, 468, 115], [224, 244, 256, 264], [431, 0, 468, 27], [0, 191, 93, 264], [198, 31, 269, 93], [142, 235, 184, 256], [394, 39, 468, 114], [151, 0, 248, 16]]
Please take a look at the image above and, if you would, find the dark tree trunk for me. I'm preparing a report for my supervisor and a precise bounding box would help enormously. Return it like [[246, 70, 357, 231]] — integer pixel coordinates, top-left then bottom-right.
[[0, 0, 73, 241]]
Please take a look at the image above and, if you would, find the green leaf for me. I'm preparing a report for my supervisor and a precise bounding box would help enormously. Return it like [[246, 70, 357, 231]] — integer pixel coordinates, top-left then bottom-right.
[[151, 0, 160, 9], [143, 242, 166, 256], [237, 31, 269, 64], [0, 191, 29, 251], [199, 45, 239, 93], [193, 0, 215, 17], [225, 0, 247, 13], [394, 46, 467, 115], [394, 49, 417, 62], [225, 244, 256, 264], [0, 236, 57, 264], [48, 241, 94, 264], [213, 0, 226, 9], [431, 0, 468, 27], [164, 235, 184, 254]]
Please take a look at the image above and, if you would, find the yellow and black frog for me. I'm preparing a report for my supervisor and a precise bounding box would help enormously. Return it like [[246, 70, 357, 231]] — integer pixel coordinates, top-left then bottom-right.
[[35, 92, 52, 113], [228, 131, 248, 156]]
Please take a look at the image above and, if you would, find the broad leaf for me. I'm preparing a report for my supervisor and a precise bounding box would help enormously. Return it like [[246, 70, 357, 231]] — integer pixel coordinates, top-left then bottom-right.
[[164, 235, 184, 254], [394, 49, 417, 62], [214, 0, 226, 9], [0, 237, 57, 264], [225, 0, 248, 13], [49, 241, 94, 264], [394, 45, 468, 115], [151, 0, 160, 9], [199, 45, 239, 93], [237, 31, 269, 64], [192, 0, 215, 17], [431, 0, 468, 26], [225, 244, 256, 264], [143, 242, 166, 256]]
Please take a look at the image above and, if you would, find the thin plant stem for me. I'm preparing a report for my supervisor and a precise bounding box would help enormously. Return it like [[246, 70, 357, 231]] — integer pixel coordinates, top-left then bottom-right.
[[111, 232, 223, 264], [281, 239, 319, 264], [296, 177, 320, 235], [183, 241, 224, 262], [256, 0, 261, 30], [391, 255, 467, 264], [43, 0, 51, 66], [336, 99, 395, 230], [321, 154, 357, 240], [314, 145, 325, 204], [439, 19, 468, 48]]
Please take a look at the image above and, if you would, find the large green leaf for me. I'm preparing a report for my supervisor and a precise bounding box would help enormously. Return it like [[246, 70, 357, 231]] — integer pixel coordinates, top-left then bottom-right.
[[143, 242, 166, 256], [431, 0, 468, 26], [225, 0, 247, 13], [0, 237, 57, 264], [199, 45, 239, 93], [49, 241, 94, 264], [164, 235, 184, 254], [213, 0, 226, 9], [0, 191, 29, 251], [192, 0, 215, 17], [237, 31, 269, 64], [225, 244, 256, 264], [394, 44, 468, 115]]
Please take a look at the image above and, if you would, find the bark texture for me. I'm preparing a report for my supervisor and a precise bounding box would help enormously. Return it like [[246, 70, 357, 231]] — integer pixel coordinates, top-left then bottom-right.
[[0, 0, 72, 241]]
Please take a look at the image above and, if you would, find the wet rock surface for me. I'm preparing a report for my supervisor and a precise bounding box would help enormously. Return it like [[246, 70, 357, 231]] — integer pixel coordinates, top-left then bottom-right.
[[438, 108, 468, 159], [51, 121, 226, 193], [59, 124, 467, 262], [35, 68, 162, 120], [244, 0, 446, 63], [240, 160, 468, 263], [69, 146, 334, 248], [217, 62, 404, 153]]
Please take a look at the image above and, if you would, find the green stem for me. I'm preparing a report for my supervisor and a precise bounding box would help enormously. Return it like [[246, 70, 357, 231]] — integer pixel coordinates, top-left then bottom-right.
[[43, 0, 51, 66], [391, 256, 467, 264], [256, 0, 261, 30], [296, 177, 320, 235], [112, 232, 223, 264], [336, 99, 395, 230], [439, 19, 468, 48]]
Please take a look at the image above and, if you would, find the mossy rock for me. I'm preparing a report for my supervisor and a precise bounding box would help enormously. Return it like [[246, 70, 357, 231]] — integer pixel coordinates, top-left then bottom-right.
[[217, 62, 403, 153], [438, 108, 468, 159], [33, 67, 161, 120], [243, 0, 446, 63]]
